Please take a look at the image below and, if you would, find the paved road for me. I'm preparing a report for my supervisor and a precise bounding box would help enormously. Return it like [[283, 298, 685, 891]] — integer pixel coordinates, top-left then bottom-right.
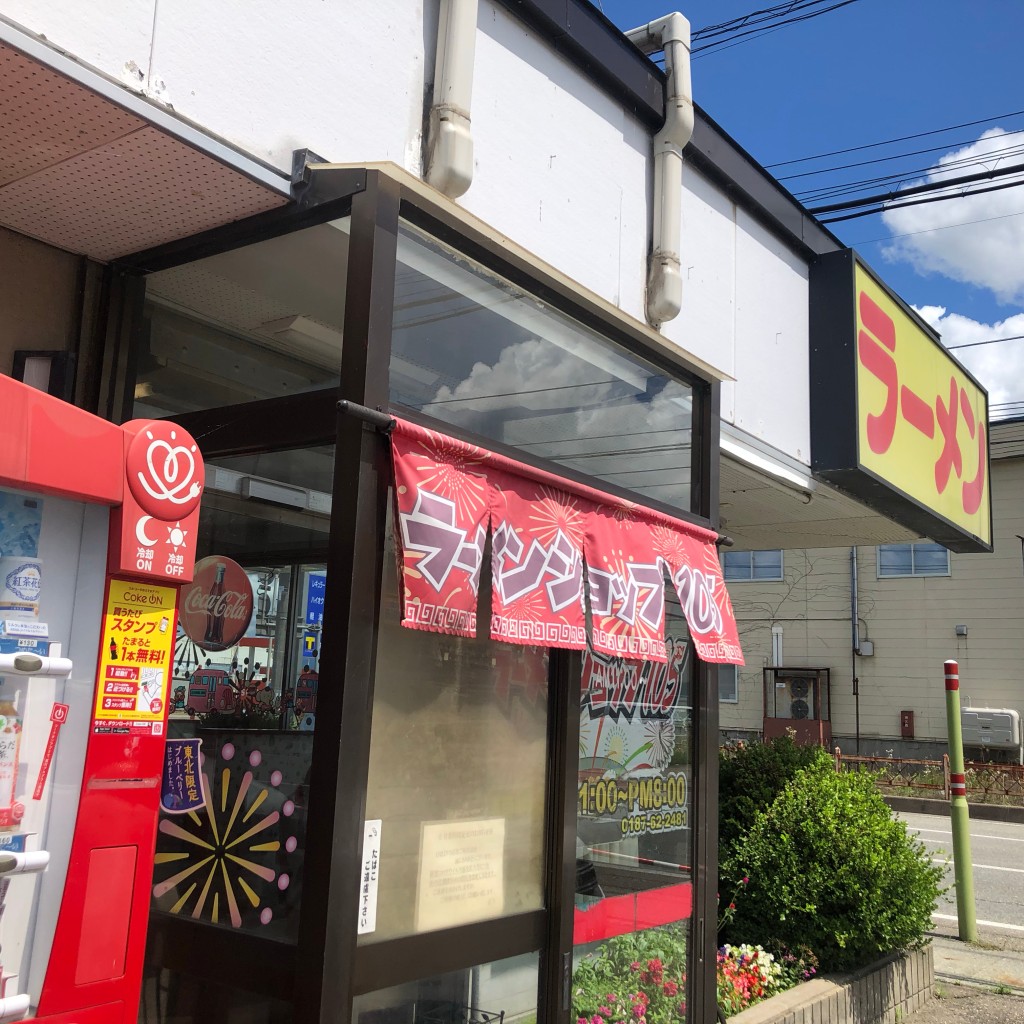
[[899, 811, 1024, 934]]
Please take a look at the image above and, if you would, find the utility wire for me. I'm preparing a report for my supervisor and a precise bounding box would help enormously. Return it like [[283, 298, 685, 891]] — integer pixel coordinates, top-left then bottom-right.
[[848, 207, 1024, 248], [692, 0, 861, 55], [791, 139, 1024, 202], [945, 334, 1024, 352], [766, 108, 1024, 168], [693, 0, 841, 40], [820, 175, 1024, 223], [819, 176, 1024, 223], [780, 126, 1024, 184], [809, 160, 1024, 215]]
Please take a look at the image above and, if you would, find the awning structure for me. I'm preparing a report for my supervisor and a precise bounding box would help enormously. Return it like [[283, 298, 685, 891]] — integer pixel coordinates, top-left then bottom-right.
[[0, 35, 290, 262], [390, 418, 743, 666]]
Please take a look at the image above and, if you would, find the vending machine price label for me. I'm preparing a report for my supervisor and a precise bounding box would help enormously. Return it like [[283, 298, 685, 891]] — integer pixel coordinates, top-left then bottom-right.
[[92, 579, 177, 736]]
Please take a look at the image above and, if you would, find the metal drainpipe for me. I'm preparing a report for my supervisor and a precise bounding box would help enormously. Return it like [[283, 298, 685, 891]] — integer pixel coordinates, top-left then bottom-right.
[[850, 546, 860, 753], [625, 13, 694, 327], [425, 0, 478, 198]]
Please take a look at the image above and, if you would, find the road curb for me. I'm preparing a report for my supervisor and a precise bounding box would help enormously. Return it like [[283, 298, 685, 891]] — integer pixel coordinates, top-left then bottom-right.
[[884, 795, 1024, 824]]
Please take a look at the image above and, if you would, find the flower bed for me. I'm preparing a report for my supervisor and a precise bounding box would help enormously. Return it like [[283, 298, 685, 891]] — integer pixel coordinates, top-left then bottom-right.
[[572, 928, 817, 1024]]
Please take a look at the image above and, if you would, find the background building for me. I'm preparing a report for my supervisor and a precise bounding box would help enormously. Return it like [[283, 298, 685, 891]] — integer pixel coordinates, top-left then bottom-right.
[[721, 418, 1022, 758]]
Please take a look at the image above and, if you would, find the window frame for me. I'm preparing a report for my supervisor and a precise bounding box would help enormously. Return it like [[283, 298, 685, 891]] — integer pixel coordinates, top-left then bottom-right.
[[722, 549, 784, 583], [718, 663, 739, 703], [876, 542, 951, 579]]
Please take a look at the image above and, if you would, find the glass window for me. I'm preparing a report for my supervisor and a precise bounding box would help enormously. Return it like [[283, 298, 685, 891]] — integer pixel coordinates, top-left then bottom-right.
[[360, 514, 549, 944], [719, 665, 738, 703], [352, 952, 539, 1024], [573, 597, 693, 1023], [722, 550, 783, 582], [389, 223, 694, 512], [877, 543, 949, 578], [135, 218, 350, 418]]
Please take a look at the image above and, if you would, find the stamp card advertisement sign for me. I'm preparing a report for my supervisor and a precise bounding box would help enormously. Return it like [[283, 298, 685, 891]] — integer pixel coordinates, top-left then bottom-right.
[[93, 578, 177, 735], [415, 817, 505, 933]]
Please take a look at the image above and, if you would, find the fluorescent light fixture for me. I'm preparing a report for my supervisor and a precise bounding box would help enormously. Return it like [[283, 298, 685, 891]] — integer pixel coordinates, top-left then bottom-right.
[[241, 477, 309, 510], [260, 316, 344, 368], [720, 433, 815, 494]]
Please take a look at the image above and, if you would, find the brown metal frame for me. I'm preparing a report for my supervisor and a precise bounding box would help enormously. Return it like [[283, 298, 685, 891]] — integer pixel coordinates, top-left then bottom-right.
[[111, 165, 726, 1024]]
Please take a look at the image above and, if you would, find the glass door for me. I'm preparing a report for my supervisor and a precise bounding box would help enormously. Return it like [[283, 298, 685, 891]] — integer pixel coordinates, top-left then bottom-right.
[[140, 442, 335, 1023]]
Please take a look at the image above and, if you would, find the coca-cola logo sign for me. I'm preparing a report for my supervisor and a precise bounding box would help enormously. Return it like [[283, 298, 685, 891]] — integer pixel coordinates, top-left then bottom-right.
[[179, 556, 254, 652]]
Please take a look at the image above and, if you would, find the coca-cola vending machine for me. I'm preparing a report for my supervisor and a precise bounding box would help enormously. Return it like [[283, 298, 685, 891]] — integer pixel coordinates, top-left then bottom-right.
[[0, 374, 204, 1024]]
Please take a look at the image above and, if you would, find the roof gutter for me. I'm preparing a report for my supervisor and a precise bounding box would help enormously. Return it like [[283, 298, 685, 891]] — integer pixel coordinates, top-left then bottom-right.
[[425, 0, 478, 198], [625, 13, 694, 328]]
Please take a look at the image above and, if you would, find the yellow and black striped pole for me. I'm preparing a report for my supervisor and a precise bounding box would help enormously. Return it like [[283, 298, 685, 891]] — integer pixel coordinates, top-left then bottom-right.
[[944, 659, 978, 943]]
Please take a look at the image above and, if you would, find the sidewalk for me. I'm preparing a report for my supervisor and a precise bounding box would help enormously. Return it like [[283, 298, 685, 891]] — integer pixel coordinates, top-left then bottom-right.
[[906, 924, 1024, 1024]]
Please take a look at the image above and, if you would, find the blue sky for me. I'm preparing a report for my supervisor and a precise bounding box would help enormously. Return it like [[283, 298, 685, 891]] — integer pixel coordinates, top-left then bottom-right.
[[595, 1, 1024, 418]]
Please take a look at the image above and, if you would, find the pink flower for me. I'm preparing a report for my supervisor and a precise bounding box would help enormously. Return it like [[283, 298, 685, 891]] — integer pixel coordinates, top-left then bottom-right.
[[662, 981, 679, 997]]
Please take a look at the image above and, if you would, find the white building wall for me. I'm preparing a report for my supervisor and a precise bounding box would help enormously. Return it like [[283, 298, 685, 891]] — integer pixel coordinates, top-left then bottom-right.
[[466, 4, 651, 321], [2, 0, 815, 465]]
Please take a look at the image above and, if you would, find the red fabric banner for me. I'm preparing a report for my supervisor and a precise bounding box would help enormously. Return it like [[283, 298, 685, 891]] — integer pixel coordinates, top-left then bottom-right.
[[489, 473, 587, 649], [390, 418, 743, 665], [391, 425, 490, 636]]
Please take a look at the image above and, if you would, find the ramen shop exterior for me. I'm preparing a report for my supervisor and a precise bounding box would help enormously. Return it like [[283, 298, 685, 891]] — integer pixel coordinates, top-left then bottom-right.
[[112, 165, 742, 1024]]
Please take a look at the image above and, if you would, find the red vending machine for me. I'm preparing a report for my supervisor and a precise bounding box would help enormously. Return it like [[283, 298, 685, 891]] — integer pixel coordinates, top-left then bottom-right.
[[0, 375, 204, 1023]]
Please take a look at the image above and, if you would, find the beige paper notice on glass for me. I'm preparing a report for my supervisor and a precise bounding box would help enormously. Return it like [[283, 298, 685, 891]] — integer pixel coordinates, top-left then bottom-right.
[[415, 817, 505, 932]]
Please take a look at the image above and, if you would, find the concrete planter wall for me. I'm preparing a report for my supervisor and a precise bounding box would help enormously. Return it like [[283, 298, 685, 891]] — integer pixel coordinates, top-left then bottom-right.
[[727, 944, 933, 1024]]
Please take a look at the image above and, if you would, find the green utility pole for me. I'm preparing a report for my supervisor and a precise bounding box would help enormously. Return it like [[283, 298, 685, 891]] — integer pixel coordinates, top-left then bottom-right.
[[944, 659, 978, 943]]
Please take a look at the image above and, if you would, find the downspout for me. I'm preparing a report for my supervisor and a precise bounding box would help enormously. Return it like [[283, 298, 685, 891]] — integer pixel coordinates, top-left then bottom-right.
[[425, 0, 478, 198], [850, 546, 860, 754], [625, 13, 694, 327]]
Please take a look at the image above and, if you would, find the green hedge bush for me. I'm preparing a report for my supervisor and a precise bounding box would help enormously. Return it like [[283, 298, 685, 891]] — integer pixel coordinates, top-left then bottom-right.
[[718, 737, 832, 880], [723, 760, 944, 971]]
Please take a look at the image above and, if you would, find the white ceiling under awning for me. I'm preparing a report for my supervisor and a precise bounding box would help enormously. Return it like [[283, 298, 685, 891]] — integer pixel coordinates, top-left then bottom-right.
[[720, 453, 920, 550], [0, 41, 289, 262]]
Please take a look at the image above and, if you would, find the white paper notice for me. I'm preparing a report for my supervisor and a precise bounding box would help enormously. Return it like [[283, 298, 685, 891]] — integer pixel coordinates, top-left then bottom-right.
[[357, 818, 382, 935], [416, 817, 505, 933]]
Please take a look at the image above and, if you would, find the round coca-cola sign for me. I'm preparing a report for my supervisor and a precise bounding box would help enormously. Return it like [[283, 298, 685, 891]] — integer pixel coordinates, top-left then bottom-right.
[[180, 556, 254, 652]]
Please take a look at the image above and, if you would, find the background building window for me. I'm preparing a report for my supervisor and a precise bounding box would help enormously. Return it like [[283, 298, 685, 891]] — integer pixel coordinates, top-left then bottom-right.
[[722, 549, 783, 582], [719, 664, 739, 703], [877, 542, 950, 578]]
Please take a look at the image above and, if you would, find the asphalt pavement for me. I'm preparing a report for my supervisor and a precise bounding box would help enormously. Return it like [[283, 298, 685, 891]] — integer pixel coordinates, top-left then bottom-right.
[[897, 808, 1024, 1023]]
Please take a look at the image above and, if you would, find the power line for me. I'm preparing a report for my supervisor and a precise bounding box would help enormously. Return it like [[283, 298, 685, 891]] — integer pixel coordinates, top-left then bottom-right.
[[847, 207, 1024, 248], [693, 0, 836, 39], [819, 175, 1024, 224], [766, 108, 1024, 168], [945, 334, 1024, 352], [792, 139, 1024, 203], [779, 126, 1024, 183], [809, 160, 1024, 215], [692, 0, 861, 55]]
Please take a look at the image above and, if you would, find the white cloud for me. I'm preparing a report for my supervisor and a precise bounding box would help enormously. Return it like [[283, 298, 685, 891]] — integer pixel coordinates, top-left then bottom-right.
[[882, 129, 1024, 303], [914, 304, 1024, 416]]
